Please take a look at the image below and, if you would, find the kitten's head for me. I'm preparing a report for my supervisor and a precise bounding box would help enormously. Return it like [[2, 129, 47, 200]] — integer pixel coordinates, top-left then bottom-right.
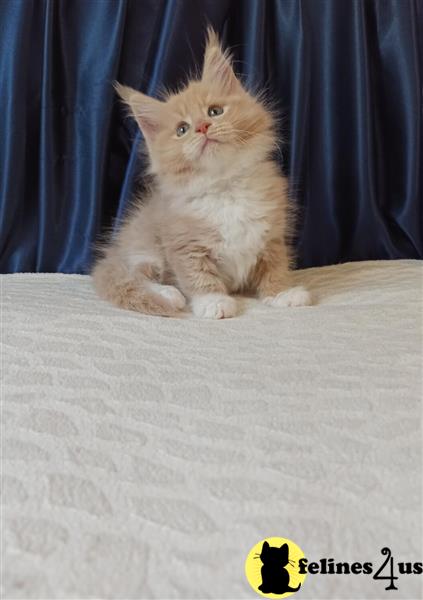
[[116, 29, 276, 184], [260, 542, 290, 567]]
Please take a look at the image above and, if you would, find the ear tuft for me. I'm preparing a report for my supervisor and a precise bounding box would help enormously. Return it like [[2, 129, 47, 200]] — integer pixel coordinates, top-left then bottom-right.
[[114, 82, 163, 141], [114, 82, 136, 105], [205, 26, 220, 52], [202, 28, 241, 94]]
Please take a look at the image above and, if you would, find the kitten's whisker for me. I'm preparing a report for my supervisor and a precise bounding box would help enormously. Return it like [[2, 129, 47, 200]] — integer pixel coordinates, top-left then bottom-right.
[[234, 137, 251, 146], [227, 127, 252, 133]]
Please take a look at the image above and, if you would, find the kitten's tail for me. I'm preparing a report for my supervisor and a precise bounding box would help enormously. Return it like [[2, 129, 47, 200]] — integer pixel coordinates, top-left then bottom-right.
[[92, 255, 183, 318], [286, 584, 301, 593]]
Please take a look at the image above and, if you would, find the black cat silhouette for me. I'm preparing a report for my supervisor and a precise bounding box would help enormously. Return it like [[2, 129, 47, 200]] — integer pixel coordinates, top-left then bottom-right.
[[257, 541, 301, 595]]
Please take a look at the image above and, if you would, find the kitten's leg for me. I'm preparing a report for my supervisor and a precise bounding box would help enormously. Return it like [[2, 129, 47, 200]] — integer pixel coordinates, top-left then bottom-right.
[[147, 282, 186, 310], [169, 249, 237, 319], [92, 252, 186, 316], [252, 240, 312, 307], [127, 251, 187, 309]]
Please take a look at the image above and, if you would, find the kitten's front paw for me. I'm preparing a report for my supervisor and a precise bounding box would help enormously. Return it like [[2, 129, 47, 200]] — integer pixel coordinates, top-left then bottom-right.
[[191, 294, 237, 319], [263, 286, 312, 307]]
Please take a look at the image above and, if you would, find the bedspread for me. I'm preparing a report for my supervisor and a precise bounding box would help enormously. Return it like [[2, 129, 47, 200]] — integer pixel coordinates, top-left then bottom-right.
[[2, 260, 422, 599]]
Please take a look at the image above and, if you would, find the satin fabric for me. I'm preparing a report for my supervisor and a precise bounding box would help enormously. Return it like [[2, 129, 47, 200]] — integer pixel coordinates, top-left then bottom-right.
[[0, 0, 421, 273]]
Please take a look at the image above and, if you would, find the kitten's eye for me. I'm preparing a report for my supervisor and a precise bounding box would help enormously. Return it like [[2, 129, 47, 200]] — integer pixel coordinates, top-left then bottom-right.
[[208, 105, 224, 117], [176, 122, 190, 137]]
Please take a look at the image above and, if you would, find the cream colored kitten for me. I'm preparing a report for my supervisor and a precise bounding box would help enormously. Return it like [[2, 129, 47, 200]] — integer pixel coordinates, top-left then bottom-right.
[[92, 30, 311, 318]]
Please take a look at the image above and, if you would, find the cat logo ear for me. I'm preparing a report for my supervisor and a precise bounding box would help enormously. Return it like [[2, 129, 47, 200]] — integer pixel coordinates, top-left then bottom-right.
[[114, 83, 163, 141], [262, 541, 270, 552], [201, 28, 242, 94]]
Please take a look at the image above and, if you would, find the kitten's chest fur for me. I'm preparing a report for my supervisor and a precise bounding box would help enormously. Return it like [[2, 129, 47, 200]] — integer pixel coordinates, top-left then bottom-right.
[[185, 185, 271, 290]]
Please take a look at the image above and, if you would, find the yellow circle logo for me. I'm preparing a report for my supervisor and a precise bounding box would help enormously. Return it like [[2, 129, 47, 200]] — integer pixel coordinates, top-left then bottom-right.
[[245, 537, 307, 597]]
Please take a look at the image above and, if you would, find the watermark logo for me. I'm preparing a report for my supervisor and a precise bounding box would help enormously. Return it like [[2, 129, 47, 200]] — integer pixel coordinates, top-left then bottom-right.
[[245, 540, 422, 596], [245, 537, 307, 598]]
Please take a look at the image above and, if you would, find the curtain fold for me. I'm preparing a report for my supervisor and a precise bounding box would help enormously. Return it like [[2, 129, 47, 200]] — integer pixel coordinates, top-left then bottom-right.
[[0, 0, 421, 273]]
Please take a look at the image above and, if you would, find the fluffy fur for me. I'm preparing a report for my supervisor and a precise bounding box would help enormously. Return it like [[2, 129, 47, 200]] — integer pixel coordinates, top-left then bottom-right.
[[92, 29, 312, 318]]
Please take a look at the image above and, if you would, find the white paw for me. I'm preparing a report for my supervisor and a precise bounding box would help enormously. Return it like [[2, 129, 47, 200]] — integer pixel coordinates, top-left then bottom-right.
[[263, 286, 312, 307], [150, 284, 186, 309], [191, 294, 237, 319]]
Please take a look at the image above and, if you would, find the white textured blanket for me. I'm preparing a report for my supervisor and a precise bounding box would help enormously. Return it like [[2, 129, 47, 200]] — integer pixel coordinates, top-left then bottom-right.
[[2, 260, 422, 599]]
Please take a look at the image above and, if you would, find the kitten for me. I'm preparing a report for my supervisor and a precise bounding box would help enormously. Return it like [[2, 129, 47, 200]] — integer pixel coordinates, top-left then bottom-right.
[[258, 542, 301, 595], [92, 29, 312, 318]]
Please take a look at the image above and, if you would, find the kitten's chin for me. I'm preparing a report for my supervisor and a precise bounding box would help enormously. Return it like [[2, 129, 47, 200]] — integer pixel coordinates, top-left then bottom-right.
[[199, 142, 244, 170], [157, 142, 253, 185], [197, 138, 221, 160]]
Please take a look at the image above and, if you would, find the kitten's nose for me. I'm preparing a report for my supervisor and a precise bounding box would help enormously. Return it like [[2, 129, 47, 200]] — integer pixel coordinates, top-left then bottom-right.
[[196, 121, 211, 134]]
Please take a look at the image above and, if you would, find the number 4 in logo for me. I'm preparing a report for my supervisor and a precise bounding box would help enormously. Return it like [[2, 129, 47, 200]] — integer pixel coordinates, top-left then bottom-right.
[[373, 548, 399, 591]]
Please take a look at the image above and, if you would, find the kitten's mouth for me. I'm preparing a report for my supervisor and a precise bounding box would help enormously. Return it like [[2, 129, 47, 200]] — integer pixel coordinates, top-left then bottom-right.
[[200, 137, 220, 155]]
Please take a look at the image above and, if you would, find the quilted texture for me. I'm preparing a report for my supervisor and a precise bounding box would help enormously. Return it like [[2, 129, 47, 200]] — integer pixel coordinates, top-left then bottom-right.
[[2, 260, 422, 599]]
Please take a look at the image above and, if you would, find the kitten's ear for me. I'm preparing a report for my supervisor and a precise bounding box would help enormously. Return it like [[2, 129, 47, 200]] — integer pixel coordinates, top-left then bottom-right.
[[262, 541, 270, 552], [201, 28, 241, 94], [115, 83, 162, 141]]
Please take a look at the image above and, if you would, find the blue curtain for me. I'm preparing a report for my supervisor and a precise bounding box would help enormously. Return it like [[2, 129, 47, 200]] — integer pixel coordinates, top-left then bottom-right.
[[0, 0, 421, 273]]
